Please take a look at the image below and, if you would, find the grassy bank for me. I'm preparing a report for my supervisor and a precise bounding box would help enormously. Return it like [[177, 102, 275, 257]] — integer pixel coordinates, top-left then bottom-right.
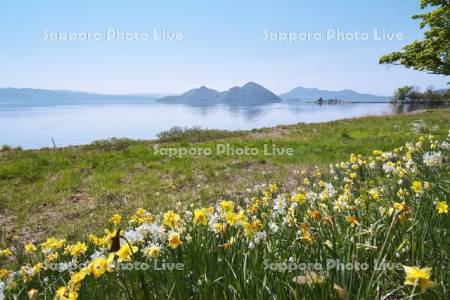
[[1, 109, 449, 243], [0, 113, 448, 299]]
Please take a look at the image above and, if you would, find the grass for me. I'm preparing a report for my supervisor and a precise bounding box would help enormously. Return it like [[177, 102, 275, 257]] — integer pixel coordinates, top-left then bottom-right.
[[0, 116, 448, 299], [0, 109, 449, 244]]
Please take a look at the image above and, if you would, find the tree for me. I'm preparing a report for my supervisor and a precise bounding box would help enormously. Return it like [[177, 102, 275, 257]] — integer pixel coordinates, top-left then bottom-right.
[[392, 86, 414, 103], [379, 0, 450, 76]]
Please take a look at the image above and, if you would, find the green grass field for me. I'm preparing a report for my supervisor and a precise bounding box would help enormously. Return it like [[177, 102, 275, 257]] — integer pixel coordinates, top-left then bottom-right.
[[1, 109, 449, 243]]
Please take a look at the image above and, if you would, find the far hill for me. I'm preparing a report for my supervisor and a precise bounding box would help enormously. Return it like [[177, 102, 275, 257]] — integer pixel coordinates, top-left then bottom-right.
[[280, 86, 391, 102], [0, 88, 159, 108], [157, 82, 281, 105], [159, 86, 221, 104]]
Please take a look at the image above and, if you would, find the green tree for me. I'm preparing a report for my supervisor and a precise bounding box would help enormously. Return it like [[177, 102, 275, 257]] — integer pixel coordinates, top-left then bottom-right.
[[380, 0, 450, 75], [392, 86, 414, 103]]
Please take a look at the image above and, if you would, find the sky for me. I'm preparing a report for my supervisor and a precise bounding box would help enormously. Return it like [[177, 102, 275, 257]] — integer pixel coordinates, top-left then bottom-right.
[[0, 0, 448, 96]]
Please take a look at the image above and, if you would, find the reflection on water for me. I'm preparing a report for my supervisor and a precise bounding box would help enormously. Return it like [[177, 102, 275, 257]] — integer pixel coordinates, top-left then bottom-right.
[[389, 103, 446, 114], [0, 102, 440, 149]]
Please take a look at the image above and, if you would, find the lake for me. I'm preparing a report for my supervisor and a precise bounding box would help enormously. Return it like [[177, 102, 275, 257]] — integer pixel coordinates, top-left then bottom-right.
[[0, 102, 432, 149]]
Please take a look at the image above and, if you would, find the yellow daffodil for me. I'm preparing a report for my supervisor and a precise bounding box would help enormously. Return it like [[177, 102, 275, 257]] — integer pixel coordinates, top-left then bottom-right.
[[193, 208, 207, 225], [220, 200, 234, 212], [46, 252, 59, 262], [116, 244, 138, 262], [403, 266, 435, 293], [54, 286, 68, 300], [295, 192, 306, 204], [269, 183, 278, 193], [88, 234, 102, 246], [411, 181, 422, 193], [66, 242, 88, 258], [41, 237, 66, 252], [436, 201, 448, 214], [345, 216, 359, 227], [89, 255, 114, 278], [100, 229, 119, 249], [33, 263, 43, 274], [144, 245, 161, 258], [300, 232, 314, 244], [309, 209, 321, 221], [243, 220, 262, 237], [25, 243, 36, 253], [110, 213, 122, 226], [168, 231, 182, 249], [213, 223, 226, 234], [393, 202, 409, 213], [369, 190, 380, 201], [68, 290, 79, 300], [163, 210, 180, 229], [0, 248, 12, 257], [0, 268, 11, 280]]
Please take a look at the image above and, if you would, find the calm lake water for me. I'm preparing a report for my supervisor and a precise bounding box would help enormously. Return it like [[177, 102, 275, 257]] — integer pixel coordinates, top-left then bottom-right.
[[0, 102, 431, 149]]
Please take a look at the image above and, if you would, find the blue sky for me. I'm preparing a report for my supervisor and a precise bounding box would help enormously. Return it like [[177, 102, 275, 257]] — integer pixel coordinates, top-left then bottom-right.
[[0, 0, 448, 96]]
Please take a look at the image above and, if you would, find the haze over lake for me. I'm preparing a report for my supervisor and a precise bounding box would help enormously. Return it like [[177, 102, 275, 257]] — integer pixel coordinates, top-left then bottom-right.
[[0, 102, 430, 149]]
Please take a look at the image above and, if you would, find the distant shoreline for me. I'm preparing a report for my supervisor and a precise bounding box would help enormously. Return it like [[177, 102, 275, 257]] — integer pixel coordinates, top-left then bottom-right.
[[1, 106, 447, 151]]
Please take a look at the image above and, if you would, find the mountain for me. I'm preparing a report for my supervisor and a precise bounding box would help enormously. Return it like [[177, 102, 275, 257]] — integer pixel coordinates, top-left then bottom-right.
[[157, 82, 281, 105], [435, 88, 449, 96], [0, 88, 159, 108], [280, 86, 391, 102], [159, 86, 221, 104], [220, 82, 280, 104]]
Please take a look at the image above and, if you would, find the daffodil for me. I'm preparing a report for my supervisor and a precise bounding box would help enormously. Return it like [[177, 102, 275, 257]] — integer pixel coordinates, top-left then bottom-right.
[[46, 252, 59, 262], [100, 229, 119, 249], [295, 192, 306, 204], [309, 209, 321, 221], [193, 208, 207, 225], [411, 181, 422, 193], [213, 223, 226, 234], [220, 200, 234, 212], [41, 237, 65, 253], [66, 242, 87, 258], [243, 220, 262, 237], [393, 202, 408, 213], [131, 208, 154, 225], [88, 234, 102, 246], [89, 254, 114, 278], [168, 231, 182, 249], [25, 243, 36, 253], [110, 213, 122, 226], [0, 248, 12, 257], [116, 244, 138, 262], [369, 189, 380, 201], [163, 210, 180, 229], [225, 211, 239, 226], [0, 269, 10, 280], [403, 266, 435, 293], [345, 216, 359, 227], [436, 201, 448, 214], [54, 286, 68, 300], [33, 263, 43, 274], [28, 288, 38, 300], [300, 232, 314, 244], [68, 290, 79, 300], [269, 183, 278, 193], [144, 245, 161, 258]]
